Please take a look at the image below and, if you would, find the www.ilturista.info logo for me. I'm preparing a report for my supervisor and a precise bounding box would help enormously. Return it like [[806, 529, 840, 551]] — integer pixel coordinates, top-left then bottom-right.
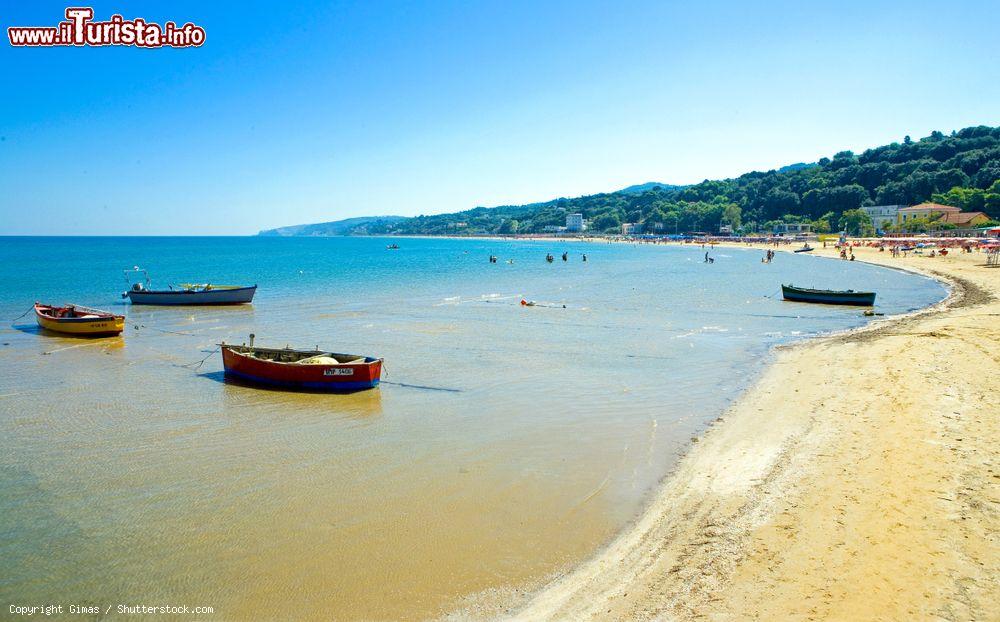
[[8, 7, 205, 48]]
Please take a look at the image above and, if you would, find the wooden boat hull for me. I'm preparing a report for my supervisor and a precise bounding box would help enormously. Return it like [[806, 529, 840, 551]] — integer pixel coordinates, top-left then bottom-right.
[[34, 304, 125, 336], [126, 285, 256, 305], [220, 346, 382, 392], [781, 285, 876, 306]]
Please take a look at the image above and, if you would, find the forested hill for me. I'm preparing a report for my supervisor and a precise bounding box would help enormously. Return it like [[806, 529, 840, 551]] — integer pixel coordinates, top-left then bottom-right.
[[363, 125, 1000, 235]]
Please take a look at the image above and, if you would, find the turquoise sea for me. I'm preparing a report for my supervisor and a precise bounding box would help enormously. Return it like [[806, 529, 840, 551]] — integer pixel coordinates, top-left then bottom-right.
[[0, 237, 946, 619]]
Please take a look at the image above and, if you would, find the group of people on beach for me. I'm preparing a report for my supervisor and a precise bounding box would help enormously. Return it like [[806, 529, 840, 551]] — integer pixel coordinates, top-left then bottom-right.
[[761, 249, 776, 263], [834, 242, 856, 261]]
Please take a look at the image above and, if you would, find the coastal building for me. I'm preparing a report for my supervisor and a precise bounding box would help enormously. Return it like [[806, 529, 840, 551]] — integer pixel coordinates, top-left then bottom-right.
[[861, 205, 903, 232], [773, 222, 813, 235], [543, 225, 567, 233], [565, 213, 586, 232], [621, 222, 643, 235], [938, 211, 990, 227], [897, 203, 960, 224]]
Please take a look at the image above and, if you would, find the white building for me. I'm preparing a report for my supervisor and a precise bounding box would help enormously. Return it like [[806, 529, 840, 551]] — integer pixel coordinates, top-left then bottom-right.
[[621, 222, 643, 235], [861, 205, 904, 232], [565, 213, 586, 232]]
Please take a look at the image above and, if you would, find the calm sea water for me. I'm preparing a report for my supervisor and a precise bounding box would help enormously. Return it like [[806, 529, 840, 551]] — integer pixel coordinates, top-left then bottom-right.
[[0, 237, 945, 620]]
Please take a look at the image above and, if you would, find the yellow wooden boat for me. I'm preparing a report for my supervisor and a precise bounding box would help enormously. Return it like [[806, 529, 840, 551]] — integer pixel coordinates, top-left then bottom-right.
[[34, 302, 125, 336]]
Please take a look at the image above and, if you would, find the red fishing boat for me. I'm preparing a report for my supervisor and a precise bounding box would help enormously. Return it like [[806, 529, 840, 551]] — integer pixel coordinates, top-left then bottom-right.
[[219, 336, 382, 392]]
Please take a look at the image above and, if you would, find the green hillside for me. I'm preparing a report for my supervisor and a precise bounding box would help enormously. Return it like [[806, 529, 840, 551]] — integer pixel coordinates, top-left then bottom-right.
[[366, 125, 1000, 236]]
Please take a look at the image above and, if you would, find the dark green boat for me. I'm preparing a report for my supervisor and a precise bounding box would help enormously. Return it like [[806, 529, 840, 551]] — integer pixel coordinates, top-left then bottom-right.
[[781, 284, 876, 306]]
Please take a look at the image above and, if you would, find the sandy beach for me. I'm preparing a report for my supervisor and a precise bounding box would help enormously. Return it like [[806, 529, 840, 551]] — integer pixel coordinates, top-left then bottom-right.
[[516, 244, 999, 621]]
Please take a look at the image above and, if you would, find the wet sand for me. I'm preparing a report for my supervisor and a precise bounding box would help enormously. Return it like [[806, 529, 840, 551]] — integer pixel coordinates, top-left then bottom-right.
[[515, 245, 999, 620]]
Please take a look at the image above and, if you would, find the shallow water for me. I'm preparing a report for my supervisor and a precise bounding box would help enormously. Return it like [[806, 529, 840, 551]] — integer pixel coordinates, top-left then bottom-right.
[[0, 237, 946, 619]]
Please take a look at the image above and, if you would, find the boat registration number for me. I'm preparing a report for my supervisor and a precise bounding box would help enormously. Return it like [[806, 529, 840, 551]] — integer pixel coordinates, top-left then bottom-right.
[[324, 368, 354, 376]]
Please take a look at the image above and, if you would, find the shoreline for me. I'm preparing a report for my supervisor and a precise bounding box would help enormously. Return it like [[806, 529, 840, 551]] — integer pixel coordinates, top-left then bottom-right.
[[512, 245, 998, 620]]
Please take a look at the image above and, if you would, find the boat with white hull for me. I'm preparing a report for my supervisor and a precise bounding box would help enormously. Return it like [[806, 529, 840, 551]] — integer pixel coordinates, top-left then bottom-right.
[[122, 268, 256, 305]]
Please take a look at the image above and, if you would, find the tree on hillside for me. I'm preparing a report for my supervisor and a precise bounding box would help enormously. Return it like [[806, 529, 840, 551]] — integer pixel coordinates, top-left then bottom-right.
[[985, 180, 1000, 219], [801, 184, 869, 218], [498, 219, 519, 234], [812, 211, 837, 234], [721, 203, 742, 230], [838, 209, 875, 236], [760, 189, 800, 220], [975, 161, 1000, 189], [932, 187, 986, 212], [591, 212, 621, 233]]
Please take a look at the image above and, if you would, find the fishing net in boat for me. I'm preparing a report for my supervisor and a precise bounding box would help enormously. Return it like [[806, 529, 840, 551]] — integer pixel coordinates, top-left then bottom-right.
[[296, 355, 365, 365]]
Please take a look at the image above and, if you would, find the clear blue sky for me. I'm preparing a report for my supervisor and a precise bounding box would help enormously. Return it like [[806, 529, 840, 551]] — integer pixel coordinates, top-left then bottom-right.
[[1, 0, 998, 235]]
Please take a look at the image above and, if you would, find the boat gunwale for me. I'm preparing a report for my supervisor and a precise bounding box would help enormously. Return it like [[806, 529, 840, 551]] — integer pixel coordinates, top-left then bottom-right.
[[128, 284, 257, 295], [34, 303, 123, 323], [219, 344, 381, 366]]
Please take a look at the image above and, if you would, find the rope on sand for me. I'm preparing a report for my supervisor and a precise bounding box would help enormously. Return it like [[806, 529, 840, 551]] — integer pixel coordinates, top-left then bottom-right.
[[42, 341, 108, 355], [133, 323, 200, 337], [177, 347, 220, 370], [380, 380, 461, 393]]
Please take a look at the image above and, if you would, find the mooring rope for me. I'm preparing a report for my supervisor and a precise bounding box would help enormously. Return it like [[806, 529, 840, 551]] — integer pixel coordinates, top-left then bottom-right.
[[41, 341, 108, 356], [133, 323, 200, 337], [377, 362, 463, 392], [380, 380, 461, 393], [177, 347, 220, 370], [9, 305, 34, 326]]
